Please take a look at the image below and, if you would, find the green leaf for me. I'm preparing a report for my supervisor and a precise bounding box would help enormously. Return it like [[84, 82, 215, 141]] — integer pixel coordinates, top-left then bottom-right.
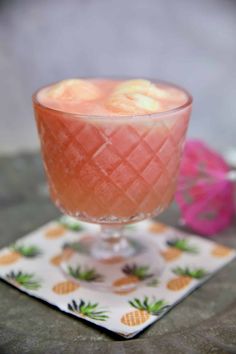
[[68, 299, 109, 321], [122, 263, 153, 280], [12, 244, 42, 258], [68, 265, 103, 282], [129, 296, 168, 315], [6, 271, 41, 290], [167, 238, 199, 253], [151, 300, 165, 312], [143, 296, 149, 309], [172, 266, 208, 279], [129, 298, 142, 310], [59, 216, 84, 232]]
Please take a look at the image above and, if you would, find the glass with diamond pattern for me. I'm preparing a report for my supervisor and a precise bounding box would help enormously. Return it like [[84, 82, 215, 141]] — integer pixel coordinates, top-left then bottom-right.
[[33, 78, 192, 292]]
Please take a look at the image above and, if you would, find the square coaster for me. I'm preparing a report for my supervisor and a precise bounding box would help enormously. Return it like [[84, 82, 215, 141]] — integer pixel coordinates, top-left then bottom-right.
[[0, 216, 235, 338]]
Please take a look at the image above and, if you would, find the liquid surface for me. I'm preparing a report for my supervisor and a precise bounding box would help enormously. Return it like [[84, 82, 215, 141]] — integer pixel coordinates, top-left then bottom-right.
[[37, 79, 188, 116]]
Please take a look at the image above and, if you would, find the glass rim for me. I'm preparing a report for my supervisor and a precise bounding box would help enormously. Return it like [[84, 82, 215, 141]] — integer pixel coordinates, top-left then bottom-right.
[[32, 77, 193, 121]]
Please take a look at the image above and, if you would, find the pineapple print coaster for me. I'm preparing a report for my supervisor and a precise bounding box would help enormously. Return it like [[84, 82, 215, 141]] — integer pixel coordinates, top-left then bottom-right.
[[0, 217, 235, 338]]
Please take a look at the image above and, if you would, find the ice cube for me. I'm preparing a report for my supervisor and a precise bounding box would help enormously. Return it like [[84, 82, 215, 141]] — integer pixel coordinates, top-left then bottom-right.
[[46, 79, 101, 101], [107, 92, 161, 114]]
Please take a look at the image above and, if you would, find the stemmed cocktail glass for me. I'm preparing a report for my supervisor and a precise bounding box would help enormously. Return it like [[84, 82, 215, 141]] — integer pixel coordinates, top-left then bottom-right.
[[33, 78, 192, 292]]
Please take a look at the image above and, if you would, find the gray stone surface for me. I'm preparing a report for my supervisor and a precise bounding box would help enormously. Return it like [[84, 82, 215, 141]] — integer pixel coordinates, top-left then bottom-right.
[[0, 0, 236, 154], [0, 153, 236, 354]]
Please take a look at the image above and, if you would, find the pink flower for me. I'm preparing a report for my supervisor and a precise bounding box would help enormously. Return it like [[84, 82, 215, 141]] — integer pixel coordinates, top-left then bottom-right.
[[175, 140, 235, 236]]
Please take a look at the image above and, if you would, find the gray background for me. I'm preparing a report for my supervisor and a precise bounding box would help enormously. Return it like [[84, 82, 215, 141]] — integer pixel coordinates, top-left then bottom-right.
[[0, 0, 236, 154]]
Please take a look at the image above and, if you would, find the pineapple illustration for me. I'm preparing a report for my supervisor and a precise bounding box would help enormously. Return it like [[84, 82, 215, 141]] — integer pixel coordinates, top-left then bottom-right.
[[50, 249, 74, 266], [161, 238, 199, 261], [68, 299, 109, 321], [45, 225, 66, 239], [59, 215, 84, 232], [6, 270, 41, 290], [63, 241, 89, 254], [113, 264, 153, 294], [148, 222, 168, 234], [45, 216, 84, 239], [211, 245, 232, 258], [167, 266, 208, 291], [52, 280, 79, 294], [121, 296, 168, 326], [68, 265, 103, 282], [0, 244, 41, 266], [50, 241, 85, 266]]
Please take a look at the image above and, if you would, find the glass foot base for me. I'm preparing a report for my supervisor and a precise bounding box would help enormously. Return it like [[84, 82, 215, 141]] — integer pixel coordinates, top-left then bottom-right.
[[60, 232, 165, 293]]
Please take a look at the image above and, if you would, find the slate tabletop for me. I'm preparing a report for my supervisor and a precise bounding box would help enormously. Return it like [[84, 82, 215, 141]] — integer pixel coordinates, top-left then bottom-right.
[[0, 153, 235, 354]]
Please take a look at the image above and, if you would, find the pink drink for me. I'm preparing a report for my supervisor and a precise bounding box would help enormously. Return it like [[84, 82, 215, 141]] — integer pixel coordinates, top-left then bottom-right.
[[34, 79, 191, 223]]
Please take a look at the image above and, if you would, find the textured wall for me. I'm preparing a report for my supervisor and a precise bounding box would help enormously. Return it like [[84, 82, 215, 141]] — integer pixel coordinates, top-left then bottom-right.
[[0, 0, 235, 154]]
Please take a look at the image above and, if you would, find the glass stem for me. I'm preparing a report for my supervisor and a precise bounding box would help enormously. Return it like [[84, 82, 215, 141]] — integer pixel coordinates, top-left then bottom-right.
[[101, 225, 127, 253], [91, 225, 134, 259]]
